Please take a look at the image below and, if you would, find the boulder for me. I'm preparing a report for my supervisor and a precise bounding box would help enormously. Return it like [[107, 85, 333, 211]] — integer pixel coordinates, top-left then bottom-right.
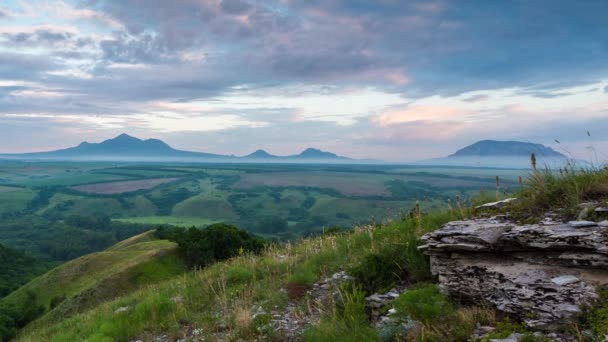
[[419, 218, 608, 330]]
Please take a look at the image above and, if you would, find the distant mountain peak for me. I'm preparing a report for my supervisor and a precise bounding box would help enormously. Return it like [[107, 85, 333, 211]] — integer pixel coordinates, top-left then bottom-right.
[[110, 133, 140, 141], [1, 134, 353, 162], [450, 140, 565, 158], [297, 148, 342, 159], [245, 149, 276, 158]]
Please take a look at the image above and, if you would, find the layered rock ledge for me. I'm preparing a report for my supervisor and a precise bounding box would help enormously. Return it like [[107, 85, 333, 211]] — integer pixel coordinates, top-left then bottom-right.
[[419, 218, 608, 330]]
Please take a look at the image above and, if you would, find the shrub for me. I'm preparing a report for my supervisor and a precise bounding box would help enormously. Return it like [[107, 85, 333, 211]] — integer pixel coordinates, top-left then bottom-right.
[[394, 284, 454, 325], [350, 251, 403, 294], [162, 223, 265, 268], [303, 285, 379, 342], [226, 266, 255, 284]]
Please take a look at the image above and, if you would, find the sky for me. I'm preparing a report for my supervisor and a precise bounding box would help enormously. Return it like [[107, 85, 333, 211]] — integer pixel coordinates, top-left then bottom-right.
[[0, 0, 607, 161]]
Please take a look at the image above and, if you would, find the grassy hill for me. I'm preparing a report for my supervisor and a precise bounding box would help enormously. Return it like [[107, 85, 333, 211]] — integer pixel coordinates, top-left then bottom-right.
[[0, 231, 185, 340], [8, 166, 608, 341]]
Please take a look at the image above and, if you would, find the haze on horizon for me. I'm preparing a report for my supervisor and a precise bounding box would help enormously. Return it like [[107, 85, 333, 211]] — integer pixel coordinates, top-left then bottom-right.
[[0, 0, 607, 162]]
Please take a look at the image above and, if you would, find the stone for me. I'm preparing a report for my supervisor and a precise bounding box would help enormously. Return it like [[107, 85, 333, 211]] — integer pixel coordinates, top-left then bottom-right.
[[568, 220, 598, 228], [420, 218, 608, 330], [594, 207, 608, 212], [490, 333, 521, 342], [551, 275, 579, 286], [475, 198, 518, 210], [114, 306, 129, 314], [598, 220, 608, 227]]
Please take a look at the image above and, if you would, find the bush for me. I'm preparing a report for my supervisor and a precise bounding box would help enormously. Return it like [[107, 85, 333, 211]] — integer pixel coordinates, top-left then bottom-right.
[[394, 284, 454, 325], [161, 223, 265, 268]]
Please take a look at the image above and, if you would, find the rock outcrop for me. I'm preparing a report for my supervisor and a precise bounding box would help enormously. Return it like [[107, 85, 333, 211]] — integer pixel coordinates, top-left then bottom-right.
[[419, 218, 608, 330]]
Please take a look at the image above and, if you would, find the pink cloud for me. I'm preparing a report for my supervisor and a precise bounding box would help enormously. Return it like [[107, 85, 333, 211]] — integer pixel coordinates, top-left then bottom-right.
[[372, 104, 467, 126]]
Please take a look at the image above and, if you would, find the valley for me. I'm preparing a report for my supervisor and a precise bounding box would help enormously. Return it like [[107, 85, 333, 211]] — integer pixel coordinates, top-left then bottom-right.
[[0, 161, 523, 243]]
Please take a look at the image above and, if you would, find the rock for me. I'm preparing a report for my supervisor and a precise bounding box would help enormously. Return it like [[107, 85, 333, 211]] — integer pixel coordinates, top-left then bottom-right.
[[114, 306, 129, 314], [568, 220, 598, 228], [598, 220, 608, 227], [594, 207, 608, 213], [420, 218, 608, 330], [475, 198, 518, 210], [551, 275, 579, 286], [490, 332, 521, 342]]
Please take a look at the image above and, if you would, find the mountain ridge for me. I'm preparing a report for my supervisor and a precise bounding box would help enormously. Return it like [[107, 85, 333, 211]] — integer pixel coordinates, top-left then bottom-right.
[[0, 134, 349, 162]]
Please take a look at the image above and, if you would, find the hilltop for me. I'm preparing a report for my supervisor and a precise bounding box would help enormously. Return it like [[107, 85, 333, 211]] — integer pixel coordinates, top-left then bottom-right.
[[0, 231, 185, 340]]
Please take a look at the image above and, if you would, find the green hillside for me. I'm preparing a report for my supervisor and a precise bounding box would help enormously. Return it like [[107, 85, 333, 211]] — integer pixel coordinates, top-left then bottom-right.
[[0, 231, 185, 340], [6, 167, 608, 341]]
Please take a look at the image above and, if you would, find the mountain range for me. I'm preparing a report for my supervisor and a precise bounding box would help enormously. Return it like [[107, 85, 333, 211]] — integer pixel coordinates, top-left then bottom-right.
[[0, 134, 350, 162], [0, 135, 568, 168]]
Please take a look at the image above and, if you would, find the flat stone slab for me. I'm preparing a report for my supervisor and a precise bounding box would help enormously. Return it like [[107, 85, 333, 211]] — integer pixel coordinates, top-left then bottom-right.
[[475, 198, 518, 210], [568, 220, 598, 228], [421, 217, 608, 330], [551, 275, 579, 286]]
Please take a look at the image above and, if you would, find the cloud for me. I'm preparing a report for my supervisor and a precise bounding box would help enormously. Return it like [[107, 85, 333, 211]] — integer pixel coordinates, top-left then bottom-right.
[[372, 105, 468, 126], [0, 0, 607, 161]]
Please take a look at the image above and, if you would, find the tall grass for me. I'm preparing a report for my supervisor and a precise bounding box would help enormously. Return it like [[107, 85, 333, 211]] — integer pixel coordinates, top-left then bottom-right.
[[18, 200, 466, 341], [514, 162, 608, 220]]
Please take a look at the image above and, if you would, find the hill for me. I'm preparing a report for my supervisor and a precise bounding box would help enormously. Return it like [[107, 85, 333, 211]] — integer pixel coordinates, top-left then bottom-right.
[[7, 167, 608, 341], [0, 231, 185, 340], [0, 134, 351, 162], [450, 140, 565, 157]]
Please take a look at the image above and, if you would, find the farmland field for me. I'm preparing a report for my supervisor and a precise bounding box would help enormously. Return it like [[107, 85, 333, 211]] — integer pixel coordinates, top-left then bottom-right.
[[0, 161, 525, 249], [71, 178, 180, 194]]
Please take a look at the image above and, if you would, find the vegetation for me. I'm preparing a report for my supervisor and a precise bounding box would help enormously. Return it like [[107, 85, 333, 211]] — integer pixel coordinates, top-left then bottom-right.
[[0, 231, 184, 341], [156, 223, 265, 268], [0, 244, 49, 297], [513, 164, 608, 221], [8, 161, 606, 341], [303, 285, 380, 341]]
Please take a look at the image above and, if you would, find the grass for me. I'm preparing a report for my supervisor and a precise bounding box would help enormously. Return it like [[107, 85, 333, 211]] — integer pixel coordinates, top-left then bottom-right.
[[0, 188, 34, 213], [2, 231, 184, 329], [113, 216, 219, 227], [512, 165, 608, 221], [17, 202, 463, 341]]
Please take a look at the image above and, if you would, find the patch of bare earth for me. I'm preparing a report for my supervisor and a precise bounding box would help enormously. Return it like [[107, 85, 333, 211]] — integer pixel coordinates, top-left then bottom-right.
[[71, 178, 179, 194]]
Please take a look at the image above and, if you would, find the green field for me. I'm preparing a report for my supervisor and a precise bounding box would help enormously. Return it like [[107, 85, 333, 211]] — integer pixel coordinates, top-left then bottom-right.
[[0, 161, 523, 244]]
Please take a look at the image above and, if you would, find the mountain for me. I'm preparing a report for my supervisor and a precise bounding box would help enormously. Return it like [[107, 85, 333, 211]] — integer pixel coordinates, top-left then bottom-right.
[[0, 134, 351, 162], [417, 140, 568, 169], [450, 140, 566, 158], [244, 149, 278, 159], [6, 134, 225, 160], [292, 148, 346, 159]]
